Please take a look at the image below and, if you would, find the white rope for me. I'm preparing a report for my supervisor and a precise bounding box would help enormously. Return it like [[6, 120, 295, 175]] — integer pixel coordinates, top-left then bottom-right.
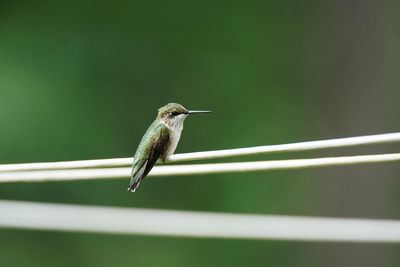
[[1, 132, 399, 172], [1, 153, 399, 183], [1, 200, 400, 242]]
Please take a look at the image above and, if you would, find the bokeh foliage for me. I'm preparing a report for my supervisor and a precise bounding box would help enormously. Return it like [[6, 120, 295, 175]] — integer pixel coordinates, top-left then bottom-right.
[[0, 1, 399, 266]]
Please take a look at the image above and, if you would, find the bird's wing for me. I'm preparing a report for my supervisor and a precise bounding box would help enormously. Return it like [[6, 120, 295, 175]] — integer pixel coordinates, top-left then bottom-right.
[[128, 123, 169, 192]]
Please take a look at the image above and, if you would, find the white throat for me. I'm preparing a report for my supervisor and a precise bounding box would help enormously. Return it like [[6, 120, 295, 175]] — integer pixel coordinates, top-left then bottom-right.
[[162, 114, 188, 156]]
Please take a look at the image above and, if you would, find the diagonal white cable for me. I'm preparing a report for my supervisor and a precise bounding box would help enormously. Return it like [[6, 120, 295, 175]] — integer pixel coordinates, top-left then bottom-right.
[[0, 200, 400, 243], [0, 153, 399, 183], [1, 132, 399, 172]]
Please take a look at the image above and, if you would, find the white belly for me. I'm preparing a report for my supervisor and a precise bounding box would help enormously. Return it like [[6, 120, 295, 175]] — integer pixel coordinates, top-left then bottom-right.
[[161, 114, 187, 157], [165, 127, 182, 156]]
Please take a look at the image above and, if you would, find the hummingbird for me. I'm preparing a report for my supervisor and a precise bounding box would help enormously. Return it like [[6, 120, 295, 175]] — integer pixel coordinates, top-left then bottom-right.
[[128, 103, 211, 192]]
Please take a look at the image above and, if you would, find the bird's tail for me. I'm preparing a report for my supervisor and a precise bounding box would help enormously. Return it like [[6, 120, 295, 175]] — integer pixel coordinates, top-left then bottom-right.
[[127, 178, 141, 192], [128, 161, 145, 192], [128, 169, 142, 192]]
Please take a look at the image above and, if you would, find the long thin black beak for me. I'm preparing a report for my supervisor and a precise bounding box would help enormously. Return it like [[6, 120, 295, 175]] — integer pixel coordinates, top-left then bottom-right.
[[187, 110, 212, 114]]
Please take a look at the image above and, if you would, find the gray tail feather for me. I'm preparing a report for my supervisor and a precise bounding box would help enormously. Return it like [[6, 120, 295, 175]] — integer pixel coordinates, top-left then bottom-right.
[[128, 176, 141, 192], [127, 180, 140, 192], [128, 159, 146, 192]]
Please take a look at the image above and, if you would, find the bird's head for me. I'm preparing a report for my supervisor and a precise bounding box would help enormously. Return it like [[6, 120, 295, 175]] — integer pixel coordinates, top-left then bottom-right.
[[158, 103, 211, 128]]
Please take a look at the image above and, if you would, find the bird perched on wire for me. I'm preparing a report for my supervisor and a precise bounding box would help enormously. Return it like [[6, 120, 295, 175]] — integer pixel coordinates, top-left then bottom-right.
[[128, 103, 211, 192]]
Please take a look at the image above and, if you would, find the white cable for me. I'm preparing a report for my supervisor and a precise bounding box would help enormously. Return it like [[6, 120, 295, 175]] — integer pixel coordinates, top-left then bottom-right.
[[1, 132, 399, 172], [1, 153, 399, 183], [0, 200, 399, 242]]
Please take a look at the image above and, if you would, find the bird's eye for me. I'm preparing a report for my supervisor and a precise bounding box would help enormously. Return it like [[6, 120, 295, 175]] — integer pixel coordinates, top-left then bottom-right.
[[171, 112, 180, 116]]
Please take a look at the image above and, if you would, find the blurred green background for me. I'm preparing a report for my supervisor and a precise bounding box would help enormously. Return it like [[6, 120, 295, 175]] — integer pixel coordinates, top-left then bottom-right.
[[1, 0, 400, 266]]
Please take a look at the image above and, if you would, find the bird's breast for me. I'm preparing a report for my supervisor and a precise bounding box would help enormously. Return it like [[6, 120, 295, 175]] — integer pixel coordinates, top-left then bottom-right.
[[165, 127, 182, 156]]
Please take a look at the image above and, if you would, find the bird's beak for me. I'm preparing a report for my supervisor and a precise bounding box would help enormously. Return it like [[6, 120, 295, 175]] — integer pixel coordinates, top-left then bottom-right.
[[187, 110, 212, 114]]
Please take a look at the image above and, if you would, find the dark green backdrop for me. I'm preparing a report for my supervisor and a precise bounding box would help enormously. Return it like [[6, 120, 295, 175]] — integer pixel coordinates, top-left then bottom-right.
[[1, 1, 399, 266]]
